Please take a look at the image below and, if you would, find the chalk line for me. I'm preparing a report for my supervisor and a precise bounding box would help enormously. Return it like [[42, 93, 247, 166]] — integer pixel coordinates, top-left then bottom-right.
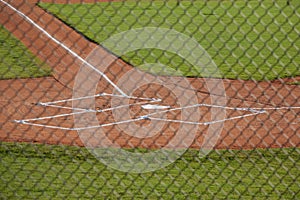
[[15, 92, 300, 130], [0, 0, 128, 97], [147, 112, 264, 126], [19, 117, 145, 131], [40, 93, 158, 106], [15, 98, 159, 123]]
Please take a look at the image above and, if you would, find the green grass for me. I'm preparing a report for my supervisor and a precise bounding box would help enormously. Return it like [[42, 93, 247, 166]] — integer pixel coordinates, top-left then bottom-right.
[[288, 81, 300, 85], [0, 26, 51, 79], [38, 0, 300, 80], [0, 142, 299, 199]]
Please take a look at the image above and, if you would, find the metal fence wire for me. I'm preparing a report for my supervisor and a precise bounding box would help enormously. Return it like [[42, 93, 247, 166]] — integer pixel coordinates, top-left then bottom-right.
[[0, 0, 299, 199]]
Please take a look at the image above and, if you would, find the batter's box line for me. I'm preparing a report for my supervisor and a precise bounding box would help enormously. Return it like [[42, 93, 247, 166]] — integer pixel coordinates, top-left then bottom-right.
[[14, 93, 299, 131]]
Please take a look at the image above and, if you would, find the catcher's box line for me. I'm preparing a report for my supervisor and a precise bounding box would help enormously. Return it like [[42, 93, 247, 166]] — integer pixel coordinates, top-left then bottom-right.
[[0, 0, 128, 97]]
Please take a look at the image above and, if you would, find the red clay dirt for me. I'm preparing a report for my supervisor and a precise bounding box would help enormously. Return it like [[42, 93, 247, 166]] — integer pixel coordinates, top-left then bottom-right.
[[0, 0, 299, 150]]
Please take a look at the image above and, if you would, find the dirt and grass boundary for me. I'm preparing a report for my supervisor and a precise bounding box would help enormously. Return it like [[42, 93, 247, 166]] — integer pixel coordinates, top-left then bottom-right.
[[0, 0, 299, 149]]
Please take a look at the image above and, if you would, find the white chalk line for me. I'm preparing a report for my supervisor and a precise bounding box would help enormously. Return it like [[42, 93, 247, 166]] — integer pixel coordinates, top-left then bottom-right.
[[15, 98, 160, 123], [14, 112, 141, 131], [36, 92, 159, 111], [14, 91, 300, 130], [39, 93, 105, 105], [0, 0, 129, 97], [16, 93, 263, 123], [143, 105, 300, 126], [148, 112, 263, 126], [40, 93, 158, 106], [18, 117, 145, 131], [40, 104, 87, 111], [15, 110, 86, 123]]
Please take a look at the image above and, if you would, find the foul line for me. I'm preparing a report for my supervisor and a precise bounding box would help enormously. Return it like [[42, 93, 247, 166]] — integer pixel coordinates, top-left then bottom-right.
[[0, 0, 128, 97]]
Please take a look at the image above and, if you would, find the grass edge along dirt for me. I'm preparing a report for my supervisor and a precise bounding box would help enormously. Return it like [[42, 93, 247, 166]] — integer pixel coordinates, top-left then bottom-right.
[[0, 142, 299, 199], [0, 25, 51, 79], [38, 0, 300, 81]]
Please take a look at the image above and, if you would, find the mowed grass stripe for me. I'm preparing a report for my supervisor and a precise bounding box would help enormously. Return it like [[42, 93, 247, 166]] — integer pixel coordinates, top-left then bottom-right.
[[39, 0, 300, 80], [0, 142, 299, 199]]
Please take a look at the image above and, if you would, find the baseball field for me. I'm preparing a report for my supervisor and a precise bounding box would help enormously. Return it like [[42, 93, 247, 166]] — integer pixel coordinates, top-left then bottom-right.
[[0, 0, 299, 199]]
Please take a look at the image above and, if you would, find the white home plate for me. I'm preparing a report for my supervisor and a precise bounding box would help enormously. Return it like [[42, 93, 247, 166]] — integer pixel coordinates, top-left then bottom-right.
[[141, 104, 170, 110]]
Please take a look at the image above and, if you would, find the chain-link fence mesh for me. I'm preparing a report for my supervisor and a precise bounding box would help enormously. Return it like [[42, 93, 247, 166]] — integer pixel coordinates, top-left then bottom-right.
[[1, 0, 299, 199]]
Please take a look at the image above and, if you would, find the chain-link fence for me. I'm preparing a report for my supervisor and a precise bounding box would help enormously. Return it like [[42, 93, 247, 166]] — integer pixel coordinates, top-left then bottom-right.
[[0, 0, 299, 199]]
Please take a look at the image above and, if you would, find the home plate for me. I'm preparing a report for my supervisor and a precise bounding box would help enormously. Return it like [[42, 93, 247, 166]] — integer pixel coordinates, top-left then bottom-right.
[[141, 104, 170, 110]]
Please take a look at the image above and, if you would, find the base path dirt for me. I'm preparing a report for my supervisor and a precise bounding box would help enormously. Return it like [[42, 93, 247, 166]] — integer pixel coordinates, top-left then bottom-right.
[[0, 0, 299, 149]]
